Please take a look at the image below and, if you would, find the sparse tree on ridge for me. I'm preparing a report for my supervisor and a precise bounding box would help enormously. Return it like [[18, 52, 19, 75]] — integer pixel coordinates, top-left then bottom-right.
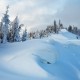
[[72, 26, 78, 34], [59, 20, 63, 29], [54, 20, 58, 33], [68, 25, 72, 32]]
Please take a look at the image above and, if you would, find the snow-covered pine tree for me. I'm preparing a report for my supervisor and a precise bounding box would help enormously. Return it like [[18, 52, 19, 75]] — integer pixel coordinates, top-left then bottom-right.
[[12, 16, 21, 42], [68, 25, 72, 32], [1, 6, 10, 43], [72, 26, 78, 34], [35, 30, 40, 39], [59, 20, 63, 30], [22, 28, 27, 41], [7, 28, 14, 42], [0, 22, 3, 43], [39, 30, 44, 38], [54, 20, 57, 33]]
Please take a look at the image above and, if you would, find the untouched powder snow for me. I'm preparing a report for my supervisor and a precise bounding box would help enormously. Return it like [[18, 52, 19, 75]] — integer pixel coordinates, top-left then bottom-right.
[[0, 29, 80, 80]]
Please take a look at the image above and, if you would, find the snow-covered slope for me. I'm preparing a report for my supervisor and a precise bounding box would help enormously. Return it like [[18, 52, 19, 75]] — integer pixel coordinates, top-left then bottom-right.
[[0, 29, 80, 80]]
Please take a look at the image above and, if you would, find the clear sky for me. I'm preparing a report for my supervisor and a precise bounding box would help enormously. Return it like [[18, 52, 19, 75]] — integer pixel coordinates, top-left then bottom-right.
[[0, 0, 80, 31]]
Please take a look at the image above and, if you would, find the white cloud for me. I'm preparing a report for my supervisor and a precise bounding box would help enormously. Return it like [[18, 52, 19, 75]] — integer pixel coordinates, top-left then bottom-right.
[[1, 0, 79, 31]]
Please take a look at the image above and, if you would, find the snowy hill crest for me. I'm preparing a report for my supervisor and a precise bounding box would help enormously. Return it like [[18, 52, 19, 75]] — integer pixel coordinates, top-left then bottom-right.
[[0, 29, 80, 80]]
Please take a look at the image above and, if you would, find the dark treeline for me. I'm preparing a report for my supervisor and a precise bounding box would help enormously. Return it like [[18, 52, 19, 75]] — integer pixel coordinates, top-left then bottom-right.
[[28, 21, 80, 40], [28, 20, 64, 39], [68, 25, 80, 36]]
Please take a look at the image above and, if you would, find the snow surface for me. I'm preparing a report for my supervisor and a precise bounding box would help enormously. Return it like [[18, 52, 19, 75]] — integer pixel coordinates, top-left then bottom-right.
[[0, 29, 80, 80]]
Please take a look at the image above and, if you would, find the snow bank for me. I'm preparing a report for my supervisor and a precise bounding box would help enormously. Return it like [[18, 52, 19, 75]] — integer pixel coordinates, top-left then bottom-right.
[[0, 29, 80, 80]]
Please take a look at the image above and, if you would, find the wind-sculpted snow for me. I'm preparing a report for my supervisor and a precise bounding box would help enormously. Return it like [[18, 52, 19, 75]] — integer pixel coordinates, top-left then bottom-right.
[[0, 29, 80, 80]]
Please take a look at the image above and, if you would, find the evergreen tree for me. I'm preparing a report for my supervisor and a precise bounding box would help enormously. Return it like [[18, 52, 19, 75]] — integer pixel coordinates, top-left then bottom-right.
[[7, 28, 14, 42], [72, 26, 78, 34], [54, 20, 58, 33], [12, 16, 21, 42], [68, 25, 72, 32], [59, 20, 63, 29], [39, 30, 44, 38], [22, 28, 27, 41], [0, 22, 3, 43], [34, 30, 40, 39], [1, 6, 10, 43]]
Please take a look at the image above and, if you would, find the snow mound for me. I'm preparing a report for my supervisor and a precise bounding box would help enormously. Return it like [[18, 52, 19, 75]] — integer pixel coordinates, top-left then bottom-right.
[[60, 29, 77, 40], [0, 29, 80, 80], [60, 29, 68, 32]]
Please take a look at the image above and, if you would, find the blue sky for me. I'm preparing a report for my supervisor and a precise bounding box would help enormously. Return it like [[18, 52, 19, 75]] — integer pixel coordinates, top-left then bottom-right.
[[0, 0, 80, 31]]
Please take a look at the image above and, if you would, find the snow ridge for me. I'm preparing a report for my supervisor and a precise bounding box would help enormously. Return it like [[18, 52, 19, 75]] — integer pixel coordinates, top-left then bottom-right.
[[0, 29, 80, 80]]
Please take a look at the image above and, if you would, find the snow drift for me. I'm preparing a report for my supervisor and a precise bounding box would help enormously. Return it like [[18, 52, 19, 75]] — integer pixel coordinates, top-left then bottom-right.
[[0, 29, 80, 80]]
